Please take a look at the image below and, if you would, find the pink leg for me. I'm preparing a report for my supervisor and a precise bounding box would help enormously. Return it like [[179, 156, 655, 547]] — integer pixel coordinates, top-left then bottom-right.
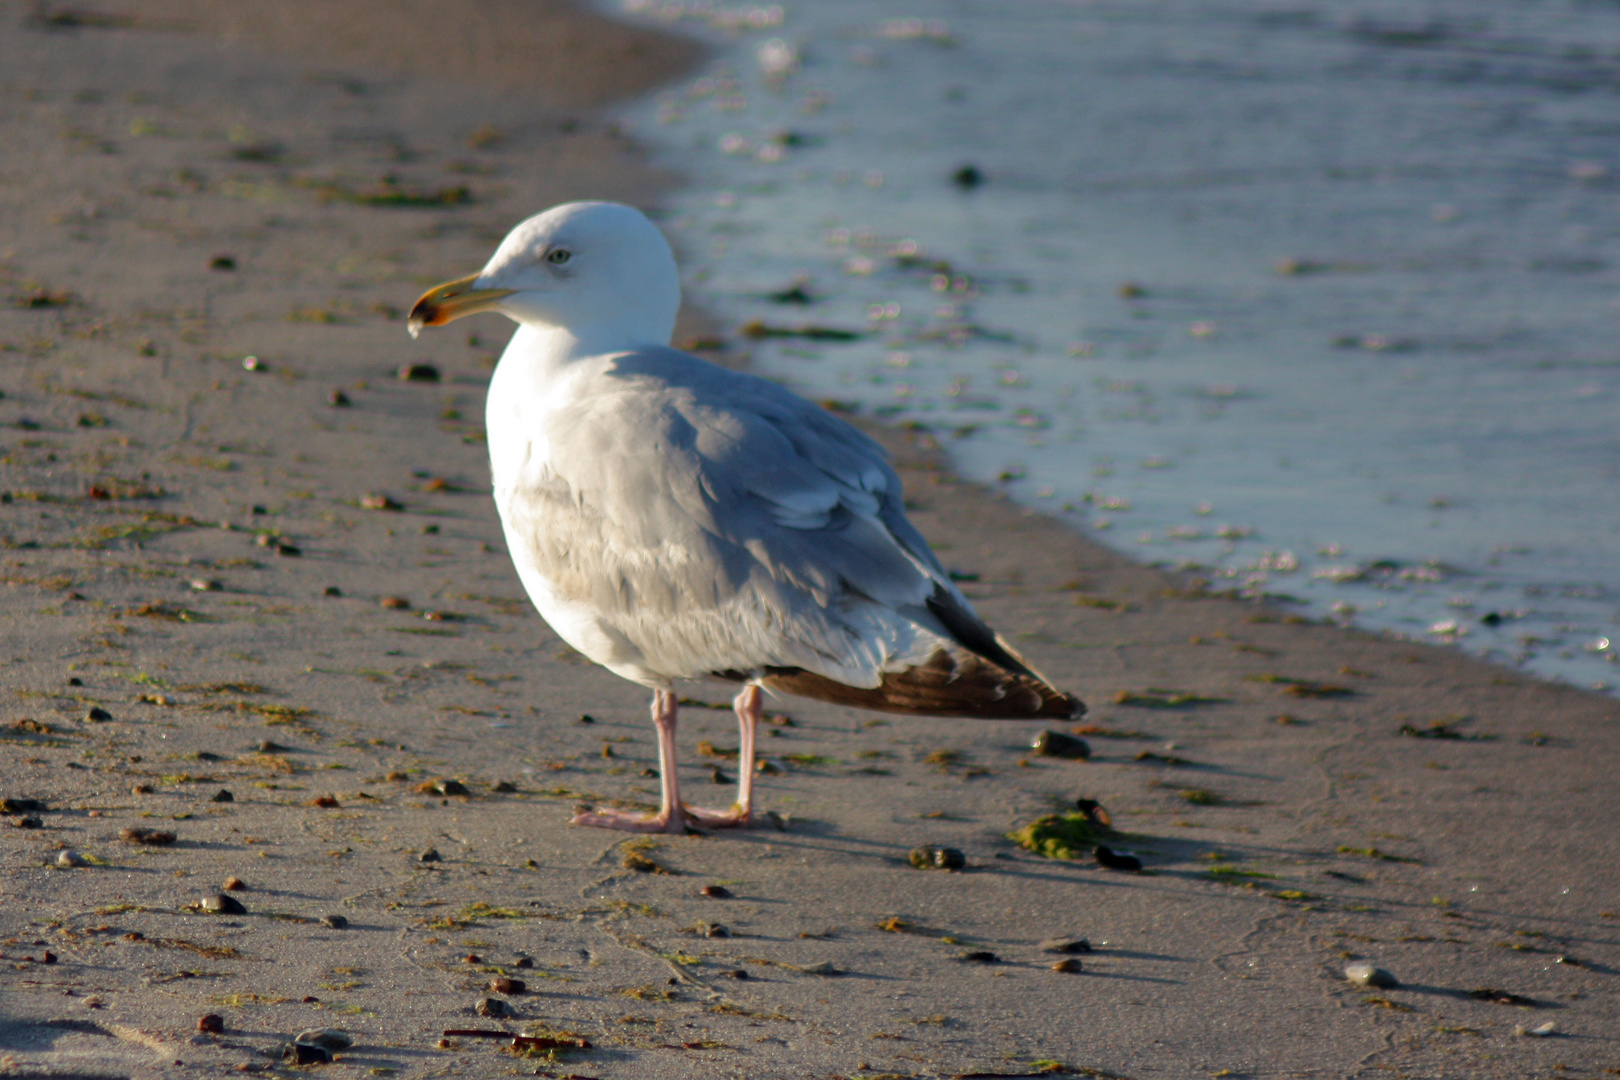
[[683, 683, 761, 828], [570, 689, 687, 833]]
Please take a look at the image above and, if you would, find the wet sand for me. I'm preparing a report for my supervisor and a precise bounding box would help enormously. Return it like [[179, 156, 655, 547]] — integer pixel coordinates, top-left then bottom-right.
[[0, 4, 1617, 1078]]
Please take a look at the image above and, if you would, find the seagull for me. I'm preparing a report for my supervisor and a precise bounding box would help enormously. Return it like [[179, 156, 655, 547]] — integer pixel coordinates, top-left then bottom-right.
[[409, 201, 1083, 833]]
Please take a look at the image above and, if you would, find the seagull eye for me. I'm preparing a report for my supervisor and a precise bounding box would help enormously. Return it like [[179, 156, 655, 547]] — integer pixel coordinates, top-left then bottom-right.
[[546, 249, 571, 265]]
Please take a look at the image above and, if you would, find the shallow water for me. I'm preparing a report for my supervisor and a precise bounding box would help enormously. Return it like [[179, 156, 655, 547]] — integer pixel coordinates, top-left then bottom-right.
[[605, 0, 1619, 693]]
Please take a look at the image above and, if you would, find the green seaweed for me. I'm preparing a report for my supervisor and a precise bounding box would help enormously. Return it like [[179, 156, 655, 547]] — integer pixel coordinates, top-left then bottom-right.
[[1008, 812, 1118, 860]]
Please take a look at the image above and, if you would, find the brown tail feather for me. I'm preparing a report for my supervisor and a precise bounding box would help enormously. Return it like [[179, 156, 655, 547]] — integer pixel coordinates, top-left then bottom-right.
[[753, 649, 1084, 720]]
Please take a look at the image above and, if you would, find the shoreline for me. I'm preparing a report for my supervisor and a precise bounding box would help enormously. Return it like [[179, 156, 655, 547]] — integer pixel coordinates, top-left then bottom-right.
[[0, 4, 1617, 1078]]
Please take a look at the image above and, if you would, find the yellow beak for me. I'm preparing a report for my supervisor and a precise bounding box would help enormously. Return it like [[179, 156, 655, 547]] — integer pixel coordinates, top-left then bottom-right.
[[407, 274, 515, 338]]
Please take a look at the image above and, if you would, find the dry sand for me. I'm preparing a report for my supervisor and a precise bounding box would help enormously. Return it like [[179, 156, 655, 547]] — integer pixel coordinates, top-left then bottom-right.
[[0, 3, 1617, 1078]]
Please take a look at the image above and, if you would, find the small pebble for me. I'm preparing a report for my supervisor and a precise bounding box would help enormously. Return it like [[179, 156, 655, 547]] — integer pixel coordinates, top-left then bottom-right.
[[958, 950, 999, 963], [380, 596, 411, 609], [242, 355, 266, 372], [12, 815, 42, 829], [293, 1028, 353, 1052], [1092, 845, 1141, 872], [1051, 958, 1084, 973], [1, 797, 45, 813], [329, 390, 351, 407], [703, 923, 730, 939], [952, 164, 984, 189], [223, 876, 246, 891], [419, 848, 442, 863], [909, 846, 966, 871], [725, 968, 749, 979], [84, 707, 113, 722], [211, 789, 234, 803], [513, 956, 534, 969], [1074, 798, 1112, 826], [1040, 938, 1092, 954], [119, 827, 175, 845], [323, 585, 342, 596], [1032, 730, 1091, 759], [491, 780, 517, 793], [474, 996, 509, 1018], [308, 795, 340, 808], [489, 976, 526, 994], [432, 779, 470, 797], [701, 885, 732, 899], [282, 1042, 331, 1065], [1344, 962, 1398, 989], [321, 915, 348, 929], [710, 765, 731, 784], [56, 850, 87, 868], [197, 1014, 224, 1034], [1514, 1021, 1557, 1038], [189, 578, 222, 592], [398, 362, 441, 382], [257, 740, 285, 753], [463, 954, 482, 964], [360, 493, 403, 511], [201, 893, 247, 915], [131, 783, 153, 795]]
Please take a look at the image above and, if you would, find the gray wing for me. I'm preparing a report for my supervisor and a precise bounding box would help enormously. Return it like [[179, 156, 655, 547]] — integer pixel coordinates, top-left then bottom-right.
[[507, 346, 1028, 682]]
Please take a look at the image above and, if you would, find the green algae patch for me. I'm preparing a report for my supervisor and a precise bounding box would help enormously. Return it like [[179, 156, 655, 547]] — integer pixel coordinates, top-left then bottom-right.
[[1008, 812, 1118, 860]]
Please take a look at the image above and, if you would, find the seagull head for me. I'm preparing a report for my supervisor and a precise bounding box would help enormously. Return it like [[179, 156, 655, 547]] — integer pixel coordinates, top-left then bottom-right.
[[407, 201, 680, 349]]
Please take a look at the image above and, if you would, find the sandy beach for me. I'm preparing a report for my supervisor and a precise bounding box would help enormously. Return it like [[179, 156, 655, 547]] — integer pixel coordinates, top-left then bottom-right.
[[1, 3, 1617, 1078]]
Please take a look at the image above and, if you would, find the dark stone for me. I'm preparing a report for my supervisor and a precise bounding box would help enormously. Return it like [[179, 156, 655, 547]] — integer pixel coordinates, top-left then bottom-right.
[[1040, 938, 1092, 954], [323, 586, 342, 596], [1093, 845, 1142, 872], [209, 255, 236, 271], [329, 390, 351, 407], [910, 846, 967, 871], [491, 781, 517, 793], [12, 815, 43, 829], [1074, 798, 1112, 826], [321, 915, 348, 929], [1032, 730, 1091, 760], [419, 848, 441, 863], [513, 956, 534, 969], [85, 707, 112, 722], [700, 885, 732, 899], [210, 789, 234, 803], [398, 363, 440, 382], [282, 1042, 331, 1065], [958, 950, 998, 963], [201, 894, 247, 915], [489, 976, 526, 994], [952, 164, 984, 189], [1, 797, 45, 813], [433, 780, 470, 797], [474, 996, 509, 1018], [197, 1014, 224, 1034]]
